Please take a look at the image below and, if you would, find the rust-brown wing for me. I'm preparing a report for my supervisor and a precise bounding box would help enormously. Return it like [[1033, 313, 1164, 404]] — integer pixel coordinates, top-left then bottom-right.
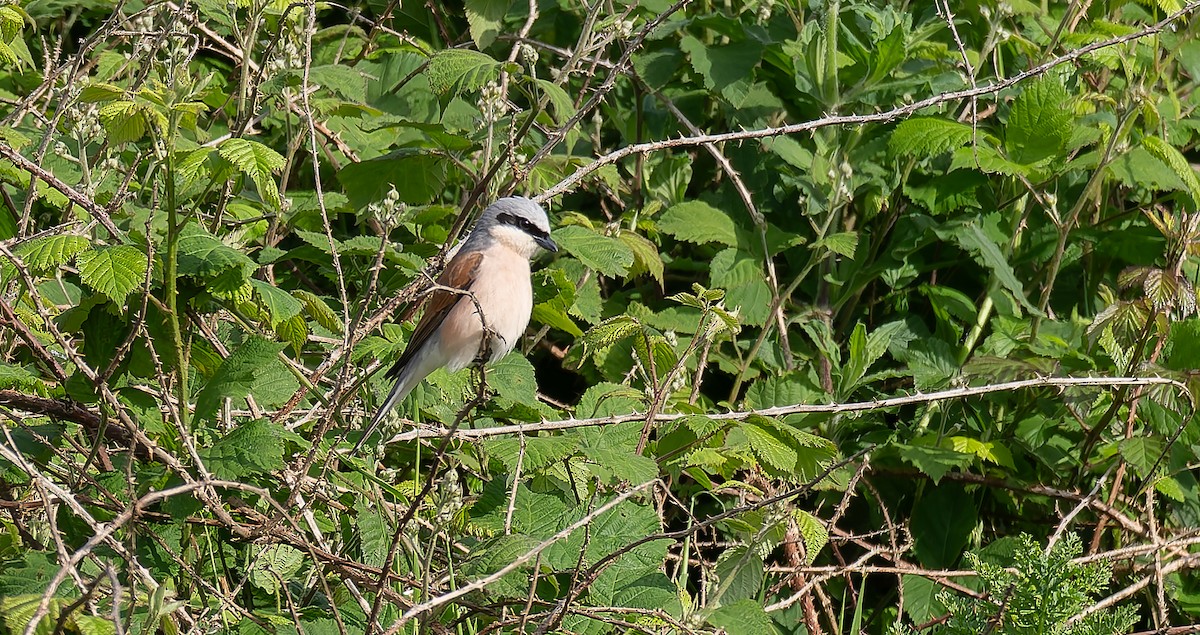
[[385, 250, 483, 379]]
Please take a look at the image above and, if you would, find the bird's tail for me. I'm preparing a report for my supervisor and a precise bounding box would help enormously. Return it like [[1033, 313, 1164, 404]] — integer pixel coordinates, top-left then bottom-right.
[[352, 360, 426, 453]]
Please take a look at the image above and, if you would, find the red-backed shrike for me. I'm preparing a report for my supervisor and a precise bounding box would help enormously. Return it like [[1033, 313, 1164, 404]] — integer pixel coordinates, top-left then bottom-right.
[[356, 197, 557, 450]]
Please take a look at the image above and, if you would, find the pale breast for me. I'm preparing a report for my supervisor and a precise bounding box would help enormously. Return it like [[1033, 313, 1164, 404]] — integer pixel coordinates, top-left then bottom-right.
[[440, 248, 533, 372]]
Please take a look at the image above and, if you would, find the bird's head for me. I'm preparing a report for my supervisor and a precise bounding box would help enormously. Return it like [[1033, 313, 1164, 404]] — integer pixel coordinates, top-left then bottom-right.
[[477, 196, 558, 259]]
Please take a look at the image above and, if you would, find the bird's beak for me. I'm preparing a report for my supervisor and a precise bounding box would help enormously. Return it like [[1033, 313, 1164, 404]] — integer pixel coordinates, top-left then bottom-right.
[[536, 235, 559, 252]]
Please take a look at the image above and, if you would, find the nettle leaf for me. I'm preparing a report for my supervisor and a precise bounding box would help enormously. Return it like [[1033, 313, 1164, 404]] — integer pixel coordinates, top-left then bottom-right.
[[890, 117, 976, 158], [487, 353, 538, 406], [464, 0, 510, 49], [1005, 75, 1074, 165], [249, 544, 303, 594], [552, 225, 633, 278], [98, 101, 148, 143], [176, 226, 255, 286], [218, 138, 286, 209], [711, 545, 764, 607], [194, 337, 294, 421], [485, 435, 579, 472], [710, 249, 771, 326], [292, 289, 343, 333], [249, 279, 303, 328], [658, 201, 737, 246], [17, 234, 90, 275], [1142, 135, 1200, 207], [0, 363, 48, 394], [77, 245, 147, 304], [427, 49, 501, 95], [275, 314, 308, 354], [198, 418, 287, 478], [705, 599, 775, 635], [337, 148, 449, 209], [618, 231, 664, 287]]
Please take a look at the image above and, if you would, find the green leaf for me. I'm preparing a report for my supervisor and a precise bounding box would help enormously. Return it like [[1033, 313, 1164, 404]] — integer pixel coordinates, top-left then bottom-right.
[[938, 219, 1041, 315], [337, 148, 448, 209], [911, 484, 976, 567], [485, 435, 579, 471], [658, 201, 737, 246], [705, 599, 775, 635], [77, 245, 147, 304], [618, 231, 664, 286], [291, 289, 342, 333], [794, 510, 828, 565], [16, 234, 90, 275], [710, 249, 771, 326], [815, 231, 858, 258], [896, 443, 973, 484], [249, 279, 303, 328], [890, 117, 976, 158], [198, 418, 287, 478], [1118, 436, 1164, 478], [1005, 75, 1073, 165], [218, 138, 286, 209], [176, 227, 255, 290], [464, 0, 510, 49], [78, 82, 126, 103], [711, 545, 764, 606], [552, 225, 634, 278], [98, 101, 148, 143], [194, 337, 292, 421], [679, 35, 763, 103], [1142, 135, 1200, 207], [426, 49, 501, 95], [901, 575, 946, 624], [487, 353, 538, 406], [249, 544, 303, 594]]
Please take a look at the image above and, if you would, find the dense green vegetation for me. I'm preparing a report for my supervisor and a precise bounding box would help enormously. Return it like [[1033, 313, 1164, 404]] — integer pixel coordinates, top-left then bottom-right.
[[2, 0, 1200, 632]]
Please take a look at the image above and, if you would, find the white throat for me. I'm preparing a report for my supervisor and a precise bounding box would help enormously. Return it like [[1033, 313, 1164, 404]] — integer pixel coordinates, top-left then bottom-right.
[[490, 224, 541, 259]]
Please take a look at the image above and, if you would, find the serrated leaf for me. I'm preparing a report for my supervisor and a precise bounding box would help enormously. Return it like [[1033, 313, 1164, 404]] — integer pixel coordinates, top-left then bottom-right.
[[794, 510, 828, 565], [77, 245, 147, 304], [249, 279, 303, 328], [17, 234, 90, 275], [249, 544, 303, 594], [464, 0, 510, 49], [535, 78, 576, 125], [552, 225, 634, 278], [938, 220, 1041, 315], [98, 101, 148, 144], [337, 148, 448, 209], [194, 337, 291, 421], [197, 418, 287, 478], [890, 117, 975, 158], [618, 231, 663, 286], [292, 289, 343, 333], [1142, 135, 1200, 207], [485, 435, 579, 471], [658, 201, 737, 246], [176, 227, 255, 285], [706, 599, 775, 635], [710, 249, 770, 326], [487, 353, 538, 406], [218, 138, 286, 209], [711, 545, 764, 607], [79, 82, 125, 103], [427, 49, 501, 95], [274, 313, 308, 354], [1119, 436, 1164, 478], [816, 231, 858, 257], [1006, 75, 1074, 165]]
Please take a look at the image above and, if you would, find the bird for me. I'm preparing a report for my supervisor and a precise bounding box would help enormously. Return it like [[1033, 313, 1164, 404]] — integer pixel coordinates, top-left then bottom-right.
[[355, 196, 558, 452]]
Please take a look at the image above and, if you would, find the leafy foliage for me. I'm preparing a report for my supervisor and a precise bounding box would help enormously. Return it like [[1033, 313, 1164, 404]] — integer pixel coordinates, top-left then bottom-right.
[[1, 0, 1200, 633]]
